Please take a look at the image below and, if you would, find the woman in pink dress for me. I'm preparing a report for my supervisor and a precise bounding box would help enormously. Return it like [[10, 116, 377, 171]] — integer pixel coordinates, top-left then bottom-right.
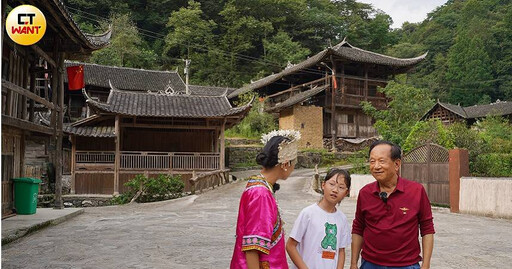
[[231, 130, 301, 269]]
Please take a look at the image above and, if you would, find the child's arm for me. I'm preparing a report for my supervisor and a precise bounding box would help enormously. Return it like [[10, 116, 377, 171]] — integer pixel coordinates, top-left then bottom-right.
[[245, 250, 260, 269], [337, 248, 346, 269], [286, 237, 309, 269]]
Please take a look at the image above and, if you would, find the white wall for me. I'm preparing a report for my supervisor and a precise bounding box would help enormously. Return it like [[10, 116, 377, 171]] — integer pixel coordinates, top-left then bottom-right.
[[459, 177, 512, 219], [350, 174, 376, 199]]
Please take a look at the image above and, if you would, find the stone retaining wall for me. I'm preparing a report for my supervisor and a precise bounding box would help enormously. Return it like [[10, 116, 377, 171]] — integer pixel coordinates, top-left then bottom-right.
[[38, 195, 113, 208]]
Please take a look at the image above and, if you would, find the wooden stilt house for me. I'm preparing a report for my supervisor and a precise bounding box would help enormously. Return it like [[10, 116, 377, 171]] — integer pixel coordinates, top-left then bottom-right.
[[67, 84, 252, 195], [1, 0, 110, 216], [228, 40, 426, 150], [421, 100, 512, 125]]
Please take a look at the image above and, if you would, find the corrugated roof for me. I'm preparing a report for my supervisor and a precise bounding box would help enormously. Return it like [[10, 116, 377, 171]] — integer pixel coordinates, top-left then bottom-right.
[[265, 85, 328, 112], [85, 88, 252, 118], [228, 40, 427, 98]]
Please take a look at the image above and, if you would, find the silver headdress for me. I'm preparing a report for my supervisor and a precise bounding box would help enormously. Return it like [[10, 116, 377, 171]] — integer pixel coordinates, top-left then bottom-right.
[[261, 130, 301, 164]]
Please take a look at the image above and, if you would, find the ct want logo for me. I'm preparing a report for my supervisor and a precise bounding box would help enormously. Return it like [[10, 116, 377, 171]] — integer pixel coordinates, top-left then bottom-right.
[[6, 5, 46, 46]]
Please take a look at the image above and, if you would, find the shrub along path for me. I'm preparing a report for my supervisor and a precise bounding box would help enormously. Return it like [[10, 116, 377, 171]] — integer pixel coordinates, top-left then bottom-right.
[[2, 169, 511, 268]]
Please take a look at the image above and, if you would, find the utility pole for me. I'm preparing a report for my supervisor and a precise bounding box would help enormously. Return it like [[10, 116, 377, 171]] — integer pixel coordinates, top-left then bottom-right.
[[183, 59, 191, 95]]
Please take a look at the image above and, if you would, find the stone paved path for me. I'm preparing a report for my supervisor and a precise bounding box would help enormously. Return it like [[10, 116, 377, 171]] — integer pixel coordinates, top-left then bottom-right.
[[2, 169, 512, 268]]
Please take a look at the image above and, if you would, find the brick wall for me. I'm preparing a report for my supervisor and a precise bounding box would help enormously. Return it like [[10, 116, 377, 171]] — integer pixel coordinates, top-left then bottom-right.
[[279, 105, 323, 149]]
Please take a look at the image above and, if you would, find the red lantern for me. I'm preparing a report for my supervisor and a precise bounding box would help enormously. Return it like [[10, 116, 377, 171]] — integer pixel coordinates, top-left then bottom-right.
[[66, 65, 85, 90]]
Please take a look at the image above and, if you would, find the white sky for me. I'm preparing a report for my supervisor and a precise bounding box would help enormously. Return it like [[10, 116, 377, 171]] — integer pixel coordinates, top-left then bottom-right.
[[358, 0, 449, 28]]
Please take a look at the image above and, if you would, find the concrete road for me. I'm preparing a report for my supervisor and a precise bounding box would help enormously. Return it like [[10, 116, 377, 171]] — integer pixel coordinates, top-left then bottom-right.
[[2, 169, 511, 268]]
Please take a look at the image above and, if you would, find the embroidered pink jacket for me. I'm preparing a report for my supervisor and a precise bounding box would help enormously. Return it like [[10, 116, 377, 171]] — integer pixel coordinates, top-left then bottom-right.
[[230, 177, 288, 269]]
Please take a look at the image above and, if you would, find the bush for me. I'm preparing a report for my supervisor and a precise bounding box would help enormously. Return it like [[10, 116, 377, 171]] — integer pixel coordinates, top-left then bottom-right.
[[112, 174, 184, 205], [475, 116, 512, 154], [226, 93, 277, 139], [225, 101, 277, 139], [448, 122, 488, 172], [473, 153, 512, 177], [403, 119, 454, 152], [299, 149, 349, 168], [347, 149, 370, 174]]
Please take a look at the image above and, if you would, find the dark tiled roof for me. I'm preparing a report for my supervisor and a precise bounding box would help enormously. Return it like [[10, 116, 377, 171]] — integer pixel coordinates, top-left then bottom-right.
[[188, 85, 237, 96], [65, 61, 186, 92], [34, 112, 113, 137], [438, 102, 468, 118], [228, 51, 328, 98], [422, 101, 512, 120], [228, 40, 426, 98], [266, 85, 328, 112], [464, 101, 512, 118], [85, 88, 252, 118], [64, 125, 115, 137]]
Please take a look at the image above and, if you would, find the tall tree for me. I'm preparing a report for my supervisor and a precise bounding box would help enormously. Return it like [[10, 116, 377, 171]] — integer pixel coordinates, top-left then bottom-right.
[[262, 31, 311, 73], [164, 0, 216, 59], [90, 13, 157, 69]]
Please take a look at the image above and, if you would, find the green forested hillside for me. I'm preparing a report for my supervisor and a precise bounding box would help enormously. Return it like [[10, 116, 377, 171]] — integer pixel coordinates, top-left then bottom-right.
[[65, 0, 512, 105], [387, 0, 512, 105]]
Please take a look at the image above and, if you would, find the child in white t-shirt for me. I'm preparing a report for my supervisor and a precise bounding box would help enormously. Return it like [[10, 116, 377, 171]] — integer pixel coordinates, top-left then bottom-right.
[[286, 168, 351, 269]]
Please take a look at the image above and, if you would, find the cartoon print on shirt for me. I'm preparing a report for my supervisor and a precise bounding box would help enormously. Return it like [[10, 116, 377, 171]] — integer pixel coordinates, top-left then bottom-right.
[[320, 222, 337, 250]]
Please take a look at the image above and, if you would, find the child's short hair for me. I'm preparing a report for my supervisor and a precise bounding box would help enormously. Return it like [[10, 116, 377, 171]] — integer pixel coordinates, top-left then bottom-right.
[[324, 168, 351, 190]]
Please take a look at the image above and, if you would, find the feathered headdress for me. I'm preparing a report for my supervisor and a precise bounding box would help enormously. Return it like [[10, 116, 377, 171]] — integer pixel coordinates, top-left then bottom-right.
[[261, 129, 301, 164]]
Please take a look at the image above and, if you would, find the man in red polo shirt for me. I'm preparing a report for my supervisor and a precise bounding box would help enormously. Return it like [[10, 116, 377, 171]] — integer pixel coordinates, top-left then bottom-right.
[[350, 140, 435, 269]]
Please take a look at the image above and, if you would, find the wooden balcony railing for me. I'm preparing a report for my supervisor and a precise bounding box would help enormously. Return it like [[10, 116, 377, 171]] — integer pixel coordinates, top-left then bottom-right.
[[75, 151, 220, 171], [2, 79, 57, 135], [76, 151, 115, 163]]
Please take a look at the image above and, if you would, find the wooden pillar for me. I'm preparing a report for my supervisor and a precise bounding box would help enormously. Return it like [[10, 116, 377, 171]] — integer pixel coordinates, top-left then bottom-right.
[[6, 51, 13, 115], [330, 57, 337, 151], [449, 149, 469, 213], [29, 57, 36, 122], [364, 65, 368, 101], [54, 51, 65, 209], [341, 64, 345, 103], [114, 115, 120, 195], [70, 135, 76, 194], [220, 119, 226, 169], [355, 113, 360, 137], [21, 50, 28, 120], [214, 128, 220, 152]]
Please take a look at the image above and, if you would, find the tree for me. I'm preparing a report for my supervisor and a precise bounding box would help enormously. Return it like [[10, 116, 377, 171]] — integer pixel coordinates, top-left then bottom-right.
[[164, 1, 216, 58], [402, 119, 454, 152], [361, 81, 434, 146], [262, 31, 310, 73], [90, 13, 157, 69]]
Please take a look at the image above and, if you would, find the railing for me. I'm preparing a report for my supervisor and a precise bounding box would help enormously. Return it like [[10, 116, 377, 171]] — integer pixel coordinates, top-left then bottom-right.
[[76, 151, 115, 163], [75, 151, 220, 171], [330, 93, 387, 109], [120, 152, 220, 170]]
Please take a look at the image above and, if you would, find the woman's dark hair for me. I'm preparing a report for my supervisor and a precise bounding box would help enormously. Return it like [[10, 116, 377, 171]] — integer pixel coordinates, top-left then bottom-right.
[[323, 168, 351, 190], [256, 136, 290, 169]]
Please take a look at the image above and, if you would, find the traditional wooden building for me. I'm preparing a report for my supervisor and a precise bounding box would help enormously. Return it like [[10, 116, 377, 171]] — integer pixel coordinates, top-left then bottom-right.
[[66, 84, 251, 195], [421, 100, 512, 125], [229, 40, 426, 150], [2, 0, 110, 216], [63, 61, 236, 120]]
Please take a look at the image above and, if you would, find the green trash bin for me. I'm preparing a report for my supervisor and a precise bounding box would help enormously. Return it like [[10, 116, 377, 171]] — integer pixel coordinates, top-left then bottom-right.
[[13, 177, 42, 215]]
